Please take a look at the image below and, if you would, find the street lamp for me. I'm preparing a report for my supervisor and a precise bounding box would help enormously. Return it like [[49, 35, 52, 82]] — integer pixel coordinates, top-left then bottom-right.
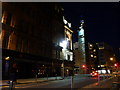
[[5, 56, 10, 60], [110, 57, 114, 61]]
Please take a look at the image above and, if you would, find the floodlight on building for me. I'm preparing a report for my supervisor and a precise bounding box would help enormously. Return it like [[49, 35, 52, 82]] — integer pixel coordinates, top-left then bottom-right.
[[60, 40, 67, 49]]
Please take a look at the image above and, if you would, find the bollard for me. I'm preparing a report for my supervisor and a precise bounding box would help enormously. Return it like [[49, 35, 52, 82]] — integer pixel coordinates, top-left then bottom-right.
[[56, 74, 57, 80], [47, 74, 48, 80], [70, 76, 74, 89], [98, 74, 100, 85], [9, 80, 13, 90], [35, 75, 37, 83]]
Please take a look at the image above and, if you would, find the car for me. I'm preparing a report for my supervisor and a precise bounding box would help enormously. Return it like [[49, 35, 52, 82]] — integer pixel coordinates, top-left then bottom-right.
[[90, 71, 98, 77]]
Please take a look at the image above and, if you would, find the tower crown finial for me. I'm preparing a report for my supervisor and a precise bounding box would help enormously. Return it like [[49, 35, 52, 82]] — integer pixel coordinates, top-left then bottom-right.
[[80, 20, 84, 24], [79, 20, 84, 29]]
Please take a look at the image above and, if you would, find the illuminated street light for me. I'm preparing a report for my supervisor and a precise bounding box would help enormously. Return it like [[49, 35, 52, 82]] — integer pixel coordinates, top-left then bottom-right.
[[110, 57, 113, 61], [5, 56, 10, 60]]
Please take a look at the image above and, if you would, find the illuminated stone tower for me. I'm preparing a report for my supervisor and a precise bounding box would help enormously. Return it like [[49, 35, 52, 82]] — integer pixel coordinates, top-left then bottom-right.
[[78, 20, 86, 72]]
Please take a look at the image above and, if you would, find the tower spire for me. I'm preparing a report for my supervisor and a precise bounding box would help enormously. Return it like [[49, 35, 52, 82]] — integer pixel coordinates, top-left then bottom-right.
[[79, 20, 84, 29]]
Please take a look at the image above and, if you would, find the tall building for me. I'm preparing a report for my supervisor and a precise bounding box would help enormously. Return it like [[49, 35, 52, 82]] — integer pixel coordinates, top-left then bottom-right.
[[1, 2, 74, 79], [87, 43, 99, 72], [73, 20, 86, 74], [87, 42, 116, 73]]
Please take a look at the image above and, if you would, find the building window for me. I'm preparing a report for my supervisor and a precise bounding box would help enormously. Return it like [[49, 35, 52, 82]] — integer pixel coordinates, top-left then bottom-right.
[[91, 54, 93, 57], [93, 49, 96, 52], [6, 13, 12, 25], [23, 40, 28, 53], [1, 11, 7, 23], [68, 55, 70, 60], [57, 50, 60, 59], [10, 16, 16, 27], [89, 44, 93, 47], [18, 20, 28, 32], [94, 56, 97, 58], [16, 38, 22, 52], [2, 32, 10, 49]]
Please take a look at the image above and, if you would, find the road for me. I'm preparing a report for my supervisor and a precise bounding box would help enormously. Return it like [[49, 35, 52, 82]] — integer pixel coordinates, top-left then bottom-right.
[[14, 76, 98, 88], [2, 74, 119, 90]]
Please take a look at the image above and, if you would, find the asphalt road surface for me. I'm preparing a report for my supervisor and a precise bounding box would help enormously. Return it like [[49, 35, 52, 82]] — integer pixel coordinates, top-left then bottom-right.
[[14, 76, 98, 89]]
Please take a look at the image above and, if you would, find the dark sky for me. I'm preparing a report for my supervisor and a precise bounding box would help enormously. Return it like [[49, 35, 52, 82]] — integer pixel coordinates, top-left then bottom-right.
[[62, 2, 120, 57]]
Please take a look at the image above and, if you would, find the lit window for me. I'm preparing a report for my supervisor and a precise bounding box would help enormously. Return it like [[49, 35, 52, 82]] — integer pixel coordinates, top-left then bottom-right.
[[1, 11, 6, 23], [91, 55, 93, 57], [101, 65, 105, 67], [89, 48, 92, 50], [99, 47, 104, 50], [10, 17, 15, 27], [94, 56, 97, 58], [93, 49, 96, 52]]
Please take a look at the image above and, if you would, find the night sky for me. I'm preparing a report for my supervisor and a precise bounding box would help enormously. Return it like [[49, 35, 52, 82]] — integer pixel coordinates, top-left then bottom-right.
[[62, 2, 120, 57]]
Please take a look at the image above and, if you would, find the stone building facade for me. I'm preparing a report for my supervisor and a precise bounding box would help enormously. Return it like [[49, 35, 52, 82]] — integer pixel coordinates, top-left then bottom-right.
[[1, 2, 74, 79]]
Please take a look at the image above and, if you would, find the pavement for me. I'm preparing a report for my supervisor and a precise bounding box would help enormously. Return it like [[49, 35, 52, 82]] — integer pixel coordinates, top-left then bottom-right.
[[0, 74, 92, 88], [81, 75, 120, 89], [0, 76, 63, 87]]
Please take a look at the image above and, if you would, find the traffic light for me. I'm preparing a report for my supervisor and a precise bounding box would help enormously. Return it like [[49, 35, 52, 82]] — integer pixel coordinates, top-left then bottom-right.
[[82, 64, 86, 68], [114, 63, 118, 67]]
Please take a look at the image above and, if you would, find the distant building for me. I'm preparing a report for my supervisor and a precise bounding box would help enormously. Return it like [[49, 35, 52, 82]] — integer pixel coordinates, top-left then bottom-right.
[[87, 42, 116, 73], [1, 2, 74, 79], [73, 20, 86, 74], [87, 43, 99, 72]]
